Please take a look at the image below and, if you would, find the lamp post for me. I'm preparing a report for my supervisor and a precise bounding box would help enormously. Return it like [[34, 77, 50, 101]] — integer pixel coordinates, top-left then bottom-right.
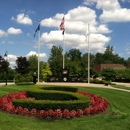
[[33, 72, 36, 84], [4, 51, 8, 86]]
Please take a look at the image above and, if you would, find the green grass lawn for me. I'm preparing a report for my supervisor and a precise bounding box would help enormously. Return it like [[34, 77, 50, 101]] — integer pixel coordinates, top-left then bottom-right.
[[0, 84, 130, 130], [111, 84, 130, 91]]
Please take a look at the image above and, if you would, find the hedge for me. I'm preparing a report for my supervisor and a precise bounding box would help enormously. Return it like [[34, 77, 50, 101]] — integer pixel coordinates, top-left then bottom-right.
[[13, 98, 90, 111], [13, 86, 90, 111], [16, 82, 35, 85]]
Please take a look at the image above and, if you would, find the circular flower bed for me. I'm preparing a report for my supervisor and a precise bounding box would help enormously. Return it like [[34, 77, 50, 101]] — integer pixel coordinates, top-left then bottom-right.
[[0, 90, 109, 119]]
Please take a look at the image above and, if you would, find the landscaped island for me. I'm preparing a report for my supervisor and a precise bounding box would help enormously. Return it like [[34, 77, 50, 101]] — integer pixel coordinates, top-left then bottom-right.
[[0, 85, 109, 119]]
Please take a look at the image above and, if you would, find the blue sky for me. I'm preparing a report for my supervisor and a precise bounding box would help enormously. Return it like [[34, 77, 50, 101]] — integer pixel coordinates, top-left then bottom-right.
[[0, 0, 130, 68]]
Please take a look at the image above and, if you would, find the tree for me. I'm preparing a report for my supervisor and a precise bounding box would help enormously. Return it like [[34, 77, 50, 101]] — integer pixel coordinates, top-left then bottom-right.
[[66, 49, 82, 76], [66, 48, 82, 61], [90, 68, 99, 78], [104, 45, 113, 55], [101, 68, 116, 81], [15, 56, 29, 75], [7, 67, 15, 80], [94, 53, 104, 64], [81, 53, 96, 77], [67, 59, 82, 76], [115, 68, 130, 82], [48, 45, 63, 76], [0, 55, 10, 81], [0, 55, 9, 72], [28, 55, 38, 75], [93, 45, 127, 66], [41, 62, 52, 81]]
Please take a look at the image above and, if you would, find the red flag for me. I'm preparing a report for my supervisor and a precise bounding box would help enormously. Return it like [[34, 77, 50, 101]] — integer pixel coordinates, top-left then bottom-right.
[[60, 17, 65, 30]]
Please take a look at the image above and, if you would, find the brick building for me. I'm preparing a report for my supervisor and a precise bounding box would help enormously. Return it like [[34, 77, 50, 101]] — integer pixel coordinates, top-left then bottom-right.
[[128, 63, 130, 68], [94, 64, 126, 72]]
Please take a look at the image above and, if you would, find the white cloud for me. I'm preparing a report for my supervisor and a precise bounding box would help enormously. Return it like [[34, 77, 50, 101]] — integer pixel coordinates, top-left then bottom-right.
[[7, 27, 22, 35], [8, 54, 17, 67], [11, 13, 33, 25], [100, 8, 130, 22], [41, 30, 111, 53], [0, 30, 7, 37], [83, 0, 97, 6], [121, 0, 130, 2], [41, 18, 58, 28], [41, 6, 111, 35], [8, 51, 46, 68], [66, 6, 96, 24], [40, 6, 112, 53], [96, 0, 120, 11], [26, 51, 47, 58], [88, 24, 112, 34], [8, 54, 17, 59], [93, 0, 130, 23], [41, 6, 97, 31]]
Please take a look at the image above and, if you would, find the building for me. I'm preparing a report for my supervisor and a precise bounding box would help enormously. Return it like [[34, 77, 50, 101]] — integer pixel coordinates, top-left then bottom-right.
[[94, 64, 126, 72]]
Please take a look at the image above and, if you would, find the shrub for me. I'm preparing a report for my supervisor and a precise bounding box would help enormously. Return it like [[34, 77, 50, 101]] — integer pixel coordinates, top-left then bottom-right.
[[90, 79, 100, 84], [13, 98, 90, 111], [13, 86, 90, 111], [42, 86, 78, 92], [16, 82, 35, 85]]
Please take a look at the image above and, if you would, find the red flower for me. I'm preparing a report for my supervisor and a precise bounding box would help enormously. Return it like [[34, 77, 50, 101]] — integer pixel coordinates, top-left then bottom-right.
[[29, 108, 37, 116], [70, 110, 77, 118], [0, 90, 109, 119], [76, 109, 83, 117], [62, 109, 70, 119]]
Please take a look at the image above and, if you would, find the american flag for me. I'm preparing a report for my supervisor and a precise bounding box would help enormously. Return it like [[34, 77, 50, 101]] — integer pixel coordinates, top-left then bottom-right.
[[60, 17, 65, 30]]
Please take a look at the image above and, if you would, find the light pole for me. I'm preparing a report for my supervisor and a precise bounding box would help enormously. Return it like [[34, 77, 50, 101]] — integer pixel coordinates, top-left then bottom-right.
[[4, 51, 8, 86], [33, 72, 36, 84]]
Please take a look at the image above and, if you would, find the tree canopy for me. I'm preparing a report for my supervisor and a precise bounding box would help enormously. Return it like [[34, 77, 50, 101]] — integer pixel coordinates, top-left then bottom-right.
[[1, 45, 130, 82], [15, 56, 29, 75]]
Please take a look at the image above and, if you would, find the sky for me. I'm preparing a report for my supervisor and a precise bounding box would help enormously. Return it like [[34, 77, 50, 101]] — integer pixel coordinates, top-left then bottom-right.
[[0, 0, 130, 68]]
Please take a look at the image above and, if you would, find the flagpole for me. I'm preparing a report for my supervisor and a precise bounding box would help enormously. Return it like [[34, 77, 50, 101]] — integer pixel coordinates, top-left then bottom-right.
[[63, 30, 65, 69], [60, 14, 65, 69], [38, 24, 40, 83], [87, 23, 90, 84]]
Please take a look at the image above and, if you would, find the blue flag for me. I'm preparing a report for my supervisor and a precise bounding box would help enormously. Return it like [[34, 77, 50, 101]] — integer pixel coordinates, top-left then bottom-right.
[[34, 23, 40, 37]]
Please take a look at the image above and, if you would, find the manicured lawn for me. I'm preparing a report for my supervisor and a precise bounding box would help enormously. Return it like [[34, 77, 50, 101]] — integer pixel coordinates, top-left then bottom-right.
[[111, 84, 130, 91], [0, 84, 130, 130]]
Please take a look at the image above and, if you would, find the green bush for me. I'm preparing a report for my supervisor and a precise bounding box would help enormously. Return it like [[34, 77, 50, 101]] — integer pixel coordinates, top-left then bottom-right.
[[42, 86, 78, 92], [13, 86, 90, 111], [16, 82, 35, 85], [91, 79, 100, 84], [13, 97, 90, 111], [15, 73, 33, 83], [99, 80, 106, 84], [83, 80, 87, 83], [0, 80, 14, 83], [26, 86, 81, 100]]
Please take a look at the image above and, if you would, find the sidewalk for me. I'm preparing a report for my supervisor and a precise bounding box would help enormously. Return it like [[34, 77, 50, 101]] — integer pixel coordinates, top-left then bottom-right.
[[0, 82, 15, 86]]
